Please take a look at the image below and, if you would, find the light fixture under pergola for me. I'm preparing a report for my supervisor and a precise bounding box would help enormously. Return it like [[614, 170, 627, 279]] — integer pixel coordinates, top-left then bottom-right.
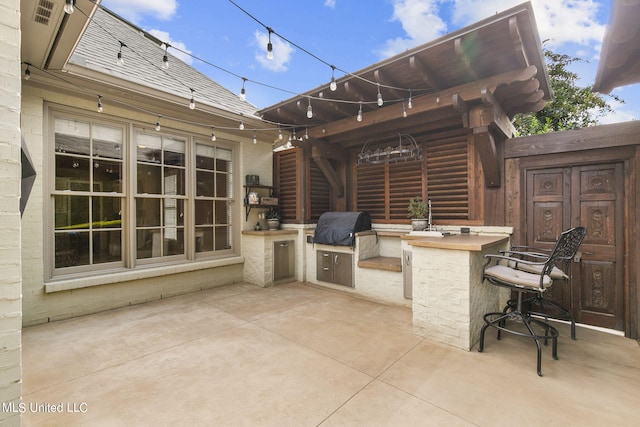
[[357, 133, 422, 166]]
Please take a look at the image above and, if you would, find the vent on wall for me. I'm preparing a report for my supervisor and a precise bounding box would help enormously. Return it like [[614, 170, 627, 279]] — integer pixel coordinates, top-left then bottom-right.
[[33, 0, 56, 25]]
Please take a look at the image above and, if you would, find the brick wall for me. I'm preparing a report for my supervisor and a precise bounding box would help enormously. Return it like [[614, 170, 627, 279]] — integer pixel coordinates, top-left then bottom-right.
[[0, 0, 22, 424]]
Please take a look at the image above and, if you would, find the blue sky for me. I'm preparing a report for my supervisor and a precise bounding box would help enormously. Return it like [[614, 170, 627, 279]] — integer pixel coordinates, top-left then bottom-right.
[[100, 0, 638, 124]]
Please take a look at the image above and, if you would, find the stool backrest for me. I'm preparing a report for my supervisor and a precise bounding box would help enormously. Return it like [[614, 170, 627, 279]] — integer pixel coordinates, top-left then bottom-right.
[[542, 227, 587, 278]]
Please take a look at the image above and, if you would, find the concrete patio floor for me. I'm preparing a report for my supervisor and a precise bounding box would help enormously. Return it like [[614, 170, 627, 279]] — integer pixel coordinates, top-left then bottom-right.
[[22, 281, 640, 426]]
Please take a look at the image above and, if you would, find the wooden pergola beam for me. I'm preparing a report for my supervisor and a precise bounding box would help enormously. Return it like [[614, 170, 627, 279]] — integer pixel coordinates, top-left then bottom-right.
[[308, 66, 538, 140], [509, 16, 530, 69], [409, 55, 442, 91], [455, 37, 479, 81], [473, 127, 501, 187], [374, 69, 405, 100]]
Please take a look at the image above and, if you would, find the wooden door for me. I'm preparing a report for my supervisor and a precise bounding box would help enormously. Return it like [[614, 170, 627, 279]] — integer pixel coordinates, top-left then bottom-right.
[[526, 163, 625, 331]]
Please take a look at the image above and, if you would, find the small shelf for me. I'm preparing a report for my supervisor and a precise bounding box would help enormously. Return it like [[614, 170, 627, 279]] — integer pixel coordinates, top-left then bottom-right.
[[244, 185, 276, 221]]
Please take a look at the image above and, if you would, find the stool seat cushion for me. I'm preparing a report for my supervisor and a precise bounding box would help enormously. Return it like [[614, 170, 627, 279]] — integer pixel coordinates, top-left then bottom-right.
[[484, 265, 552, 291], [507, 260, 568, 280]]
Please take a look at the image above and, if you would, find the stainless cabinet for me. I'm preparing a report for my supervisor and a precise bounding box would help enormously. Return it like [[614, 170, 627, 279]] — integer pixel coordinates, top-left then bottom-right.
[[317, 250, 353, 287], [273, 240, 294, 282]]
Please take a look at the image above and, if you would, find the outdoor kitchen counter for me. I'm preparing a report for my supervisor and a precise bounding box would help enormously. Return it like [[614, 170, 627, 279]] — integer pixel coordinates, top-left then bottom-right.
[[403, 233, 510, 351], [405, 234, 508, 251]]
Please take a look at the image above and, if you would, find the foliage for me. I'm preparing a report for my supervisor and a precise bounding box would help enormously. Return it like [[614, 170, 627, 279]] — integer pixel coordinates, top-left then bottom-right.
[[266, 207, 281, 220], [407, 196, 428, 219], [513, 48, 624, 136]]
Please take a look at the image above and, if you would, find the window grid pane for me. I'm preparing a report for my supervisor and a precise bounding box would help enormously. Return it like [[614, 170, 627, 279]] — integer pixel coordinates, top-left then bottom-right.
[[53, 117, 124, 270]]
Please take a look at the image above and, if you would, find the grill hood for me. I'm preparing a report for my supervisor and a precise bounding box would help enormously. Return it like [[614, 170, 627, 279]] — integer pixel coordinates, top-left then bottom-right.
[[313, 212, 372, 247]]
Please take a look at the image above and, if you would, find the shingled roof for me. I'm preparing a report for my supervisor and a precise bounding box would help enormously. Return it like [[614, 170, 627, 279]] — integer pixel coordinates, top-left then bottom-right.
[[69, 6, 258, 118]]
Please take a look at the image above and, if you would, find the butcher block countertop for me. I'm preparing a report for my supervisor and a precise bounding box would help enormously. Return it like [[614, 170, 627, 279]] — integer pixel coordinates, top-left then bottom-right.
[[405, 234, 508, 251]]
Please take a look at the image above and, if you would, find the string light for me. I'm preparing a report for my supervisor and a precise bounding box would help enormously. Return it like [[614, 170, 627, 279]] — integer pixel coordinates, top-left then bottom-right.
[[329, 66, 337, 91], [97, 96, 103, 113], [239, 113, 245, 130], [64, 0, 75, 14], [266, 28, 274, 60], [162, 44, 170, 69], [436, 93, 440, 103], [253, 130, 257, 144], [189, 89, 196, 110], [377, 84, 384, 107], [239, 78, 247, 100], [211, 126, 217, 141], [277, 126, 283, 141], [117, 41, 126, 65], [402, 101, 407, 118], [304, 127, 309, 140], [408, 90, 413, 109], [155, 116, 161, 131], [357, 103, 363, 122], [307, 98, 313, 119], [24, 63, 31, 81]]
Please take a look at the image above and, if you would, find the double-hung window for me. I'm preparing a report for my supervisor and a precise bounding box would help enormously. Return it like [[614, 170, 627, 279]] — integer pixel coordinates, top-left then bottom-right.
[[50, 111, 237, 278], [135, 130, 187, 260], [53, 117, 125, 270]]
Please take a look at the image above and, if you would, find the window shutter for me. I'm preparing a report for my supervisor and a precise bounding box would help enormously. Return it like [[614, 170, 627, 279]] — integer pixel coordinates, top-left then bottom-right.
[[426, 137, 469, 220], [355, 162, 386, 220], [275, 149, 298, 221], [389, 160, 423, 220], [309, 158, 331, 220]]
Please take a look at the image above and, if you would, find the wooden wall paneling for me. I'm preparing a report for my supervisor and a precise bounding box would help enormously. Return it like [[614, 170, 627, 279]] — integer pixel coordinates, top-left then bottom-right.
[[309, 156, 331, 220], [426, 136, 470, 221], [275, 149, 299, 222]]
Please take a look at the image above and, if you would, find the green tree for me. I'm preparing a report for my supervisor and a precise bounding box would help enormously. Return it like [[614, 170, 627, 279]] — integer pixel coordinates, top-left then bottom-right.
[[513, 48, 623, 136]]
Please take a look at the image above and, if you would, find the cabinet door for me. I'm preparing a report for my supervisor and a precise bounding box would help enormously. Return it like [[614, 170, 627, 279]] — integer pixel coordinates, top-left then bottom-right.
[[316, 250, 333, 282], [333, 252, 353, 287]]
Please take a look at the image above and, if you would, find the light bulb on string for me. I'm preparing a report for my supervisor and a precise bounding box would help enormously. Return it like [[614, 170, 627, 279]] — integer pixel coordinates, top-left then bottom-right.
[[239, 78, 247, 101], [266, 28, 274, 60], [253, 130, 257, 144], [117, 41, 126, 66], [162, 44, 170, 69], [64, 0, 75, 14], [155, 116, 161, 132], [329, 66, 337, 91], [239, 113, 245, 130], [211, 127, 216, 141], [189, 89, 196, 110], [377, 84, 384, 107], [24, 64, 31, 81], [307, 98, 313, 119], [97, 96, 103, 113], [408, 90, 413, 109], [304, 127, 309, 140], [277, 126, 283, 141], [402, 101, 407, 118], [357, 103, 363, 122]]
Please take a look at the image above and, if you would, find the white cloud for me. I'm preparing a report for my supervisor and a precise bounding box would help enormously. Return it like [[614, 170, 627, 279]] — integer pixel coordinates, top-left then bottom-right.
[[324, 0, 337, 8], [101, 0, 178, 23], [596, 94, 638, 124], [450, 0, 605, 47], [254, 31, 295, 72], [148, 29, 193, 65], [377, 0, 447, 58]]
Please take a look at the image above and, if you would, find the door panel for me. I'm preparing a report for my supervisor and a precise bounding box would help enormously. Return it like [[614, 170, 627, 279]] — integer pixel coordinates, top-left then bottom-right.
[[572, 164, 624, 330], [525, 163, 625, 331]]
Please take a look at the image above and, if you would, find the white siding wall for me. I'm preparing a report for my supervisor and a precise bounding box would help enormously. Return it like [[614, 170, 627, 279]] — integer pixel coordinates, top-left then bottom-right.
[[0, 0, 22, 424]]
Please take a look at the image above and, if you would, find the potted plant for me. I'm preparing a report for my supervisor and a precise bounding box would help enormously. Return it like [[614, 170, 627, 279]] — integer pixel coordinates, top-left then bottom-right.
[[407, 196, 428, 231], [265, 207, 281, 230]]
